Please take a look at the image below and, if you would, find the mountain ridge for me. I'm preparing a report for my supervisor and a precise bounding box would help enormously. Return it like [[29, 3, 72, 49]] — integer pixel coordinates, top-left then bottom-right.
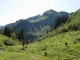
[[0, 9, 72, 41]]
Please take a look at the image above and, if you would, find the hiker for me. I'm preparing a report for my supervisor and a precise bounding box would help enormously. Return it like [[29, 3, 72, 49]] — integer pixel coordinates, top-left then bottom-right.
[[22, 41, 25, 48], [26, 40, 28, 48], [21, 39, 25, 49]]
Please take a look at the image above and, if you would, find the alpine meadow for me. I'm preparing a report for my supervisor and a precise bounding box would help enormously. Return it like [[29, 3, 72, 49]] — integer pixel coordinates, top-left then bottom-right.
[[0, 0, 80, 60]]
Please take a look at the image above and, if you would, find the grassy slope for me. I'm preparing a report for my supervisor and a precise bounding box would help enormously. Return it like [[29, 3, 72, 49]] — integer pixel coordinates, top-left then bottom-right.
[[0, 35, 14, 46], [0, 31, 80, 60], [29, 31, 80, 60]]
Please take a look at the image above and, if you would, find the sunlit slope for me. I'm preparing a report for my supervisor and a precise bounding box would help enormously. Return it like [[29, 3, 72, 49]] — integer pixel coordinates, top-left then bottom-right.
[[0, 34, 19, 47], [28, 31, 80, 60]]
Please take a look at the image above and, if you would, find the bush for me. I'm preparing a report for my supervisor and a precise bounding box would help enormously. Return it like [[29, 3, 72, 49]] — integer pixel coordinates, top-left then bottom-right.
[[76, 38, 80, 42], [44, 51, 48, 56], [65, 42, 68, 45], [0, 44, 2, 47], [73, 41, 77, 44], [4, 39, 14, 46]]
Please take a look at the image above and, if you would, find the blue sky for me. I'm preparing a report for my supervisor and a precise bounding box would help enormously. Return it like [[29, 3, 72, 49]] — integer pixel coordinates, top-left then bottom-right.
[[0, 0, 80, 26]]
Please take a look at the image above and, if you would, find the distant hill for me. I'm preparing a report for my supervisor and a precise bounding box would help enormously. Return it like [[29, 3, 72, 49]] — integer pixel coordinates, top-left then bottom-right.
[[0, 26, 3, 29], [0, 26, 4, 33]]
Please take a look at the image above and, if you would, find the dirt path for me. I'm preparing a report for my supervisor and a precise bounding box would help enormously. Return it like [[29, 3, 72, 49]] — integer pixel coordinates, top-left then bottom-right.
[[30, 54, 41, 60], [0, 49, 4, 53], [22, 49, 41, 60]]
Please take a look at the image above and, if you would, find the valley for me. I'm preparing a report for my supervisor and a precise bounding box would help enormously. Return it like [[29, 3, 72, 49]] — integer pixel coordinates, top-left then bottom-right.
[[0, 8, 80, 60]]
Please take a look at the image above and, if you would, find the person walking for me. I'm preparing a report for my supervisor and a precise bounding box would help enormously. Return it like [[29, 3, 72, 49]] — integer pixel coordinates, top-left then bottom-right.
[[21, 39, 25, 49], [26, 40, 28, 48]]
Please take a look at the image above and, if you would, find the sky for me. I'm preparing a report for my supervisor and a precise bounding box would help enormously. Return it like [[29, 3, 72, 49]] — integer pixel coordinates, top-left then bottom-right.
[[0, 0, 80, 26]]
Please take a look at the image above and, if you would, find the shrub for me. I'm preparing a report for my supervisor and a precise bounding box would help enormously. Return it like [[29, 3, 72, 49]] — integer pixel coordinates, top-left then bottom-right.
[[0, 44, 2, 47], [4, 39, 14, 46], [44, 51, 48, 56], [76, 38, 80, 42], [73, 41, 77, 44], [41, 45, 47, 51], [65, 42, 68, 45]]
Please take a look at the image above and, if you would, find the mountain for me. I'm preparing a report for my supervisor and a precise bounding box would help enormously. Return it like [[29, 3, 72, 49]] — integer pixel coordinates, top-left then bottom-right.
[[26, 15, 41, 22], [0, 26, 4, 33], [37, 9, 80, 43], [33, 9, 59, 28], [28, 9, 69, 29], [12, 20, 35, 32], [0, 9, 71, 41]]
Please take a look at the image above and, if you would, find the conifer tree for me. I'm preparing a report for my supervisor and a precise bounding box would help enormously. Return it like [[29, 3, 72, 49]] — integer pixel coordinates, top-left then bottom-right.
[[20, 28, 24, 40], [4, 26, 8, 36], [7, 27, 11, 37], [18, 28, 24, 42]]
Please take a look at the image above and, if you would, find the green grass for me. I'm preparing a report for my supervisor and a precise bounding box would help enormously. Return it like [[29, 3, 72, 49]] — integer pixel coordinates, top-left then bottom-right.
[[0, 31, 80, 60], [29, 31, 80, 60]]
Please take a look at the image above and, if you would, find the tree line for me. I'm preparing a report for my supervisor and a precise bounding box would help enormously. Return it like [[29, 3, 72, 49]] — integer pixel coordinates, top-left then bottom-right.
[[1, 26, 24, 42], [54, 14, 68, 29]]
